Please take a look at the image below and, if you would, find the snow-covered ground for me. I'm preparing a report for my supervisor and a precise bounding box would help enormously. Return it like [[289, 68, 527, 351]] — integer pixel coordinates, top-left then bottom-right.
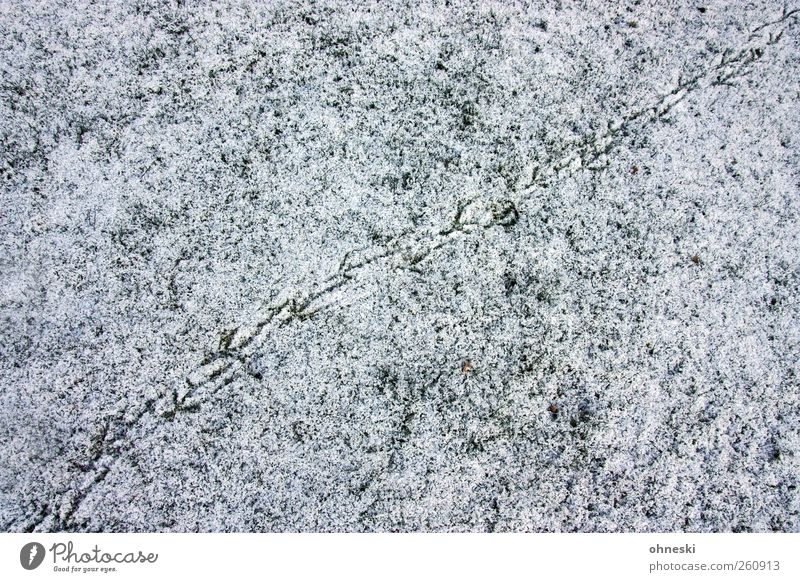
[[1, 0, 798, 532]]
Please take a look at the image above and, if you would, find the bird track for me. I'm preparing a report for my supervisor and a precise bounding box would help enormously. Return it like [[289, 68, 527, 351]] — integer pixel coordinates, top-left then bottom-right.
[[22, 7, 798, 532]]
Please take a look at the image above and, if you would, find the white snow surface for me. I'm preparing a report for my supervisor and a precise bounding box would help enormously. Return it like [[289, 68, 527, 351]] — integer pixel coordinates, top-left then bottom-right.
[[1, 0, 799, 532]]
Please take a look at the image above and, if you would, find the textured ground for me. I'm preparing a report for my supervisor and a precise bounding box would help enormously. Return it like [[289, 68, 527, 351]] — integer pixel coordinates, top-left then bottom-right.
[[1, 0, 799, 532]]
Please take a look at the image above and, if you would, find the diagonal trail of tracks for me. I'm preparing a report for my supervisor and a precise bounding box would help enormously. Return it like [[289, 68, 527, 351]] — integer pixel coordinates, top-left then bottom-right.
[[23, 8, 798, 532]]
